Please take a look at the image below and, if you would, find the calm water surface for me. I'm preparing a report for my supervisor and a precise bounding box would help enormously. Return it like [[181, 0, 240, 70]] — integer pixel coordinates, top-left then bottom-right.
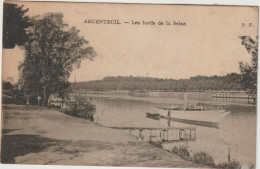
[[82, 92, 256, 165]]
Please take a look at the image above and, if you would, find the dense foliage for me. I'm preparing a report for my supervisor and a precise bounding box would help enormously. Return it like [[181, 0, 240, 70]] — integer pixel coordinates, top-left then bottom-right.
[[75, 74, 241, 91], [2, 81, 14, 90], [64, 96, 96, 121], [193, 152, 214, 166], [239, 36, 258, 101], [18, 13, 96, 105], [3, 3, 30, 48]]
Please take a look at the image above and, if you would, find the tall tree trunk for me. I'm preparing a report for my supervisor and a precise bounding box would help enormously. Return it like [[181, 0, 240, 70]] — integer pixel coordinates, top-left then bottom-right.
[[43, 86, 50, 106]]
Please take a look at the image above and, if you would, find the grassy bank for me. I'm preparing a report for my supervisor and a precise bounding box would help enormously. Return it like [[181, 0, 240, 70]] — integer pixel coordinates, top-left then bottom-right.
[[166, 145, 254, 169]]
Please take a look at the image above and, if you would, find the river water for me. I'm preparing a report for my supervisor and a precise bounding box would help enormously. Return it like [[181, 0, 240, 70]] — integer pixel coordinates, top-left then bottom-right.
[[79, 91, 256, 166]]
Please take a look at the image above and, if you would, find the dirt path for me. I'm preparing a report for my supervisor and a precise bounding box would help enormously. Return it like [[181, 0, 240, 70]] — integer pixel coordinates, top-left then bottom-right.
[[1, 104, 205, 168]]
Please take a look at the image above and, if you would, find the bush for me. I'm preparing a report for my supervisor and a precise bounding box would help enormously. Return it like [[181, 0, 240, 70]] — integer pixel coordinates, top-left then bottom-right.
[[148, 141, 162, 148], [11, 88, 26, 104], [193, 151, 215, 166], [170, 146, 243, 169], [172, 145, 190, 159], [65, 96, 96, 121], [217, 160, 241, 169], [3, 81, 13, 90], [29, 95, 39, 105]]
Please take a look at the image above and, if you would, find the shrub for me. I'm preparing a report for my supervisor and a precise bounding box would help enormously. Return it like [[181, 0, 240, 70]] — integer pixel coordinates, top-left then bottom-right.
[[65, 96, 96, 121], [3, 81, 13, 90], [217, 160, 241, 169], [148, 141, 162, 148], [172, 145, 190, 159], [193, 151, 215, 166], [170, 146, 243, 169], [11, 88, 26, 104], [28, 95, 39, 105]]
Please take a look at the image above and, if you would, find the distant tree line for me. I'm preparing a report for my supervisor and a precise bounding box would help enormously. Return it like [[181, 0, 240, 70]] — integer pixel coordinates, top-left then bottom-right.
[[75, 73, 242, 91]]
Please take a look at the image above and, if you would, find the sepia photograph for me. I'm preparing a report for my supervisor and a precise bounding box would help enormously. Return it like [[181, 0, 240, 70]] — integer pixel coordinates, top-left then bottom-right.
[[1, 1, 259, 169]]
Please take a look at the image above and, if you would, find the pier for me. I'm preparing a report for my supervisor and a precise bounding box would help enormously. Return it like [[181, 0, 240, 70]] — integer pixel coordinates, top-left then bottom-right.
[[109, 126, 196, 142], [211, 92, 255, 104]]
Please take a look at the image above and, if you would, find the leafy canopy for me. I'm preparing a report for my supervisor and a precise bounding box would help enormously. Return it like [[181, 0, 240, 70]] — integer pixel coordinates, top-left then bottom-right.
[[3, 3, 30, 48], [19, 13, 96, 105], [239, 36, 258, 99]]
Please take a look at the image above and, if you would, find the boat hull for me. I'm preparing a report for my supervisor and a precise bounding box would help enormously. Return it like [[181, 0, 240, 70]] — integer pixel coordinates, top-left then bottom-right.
[[160, 116, 219, 128], [156, 108, 229, 124]]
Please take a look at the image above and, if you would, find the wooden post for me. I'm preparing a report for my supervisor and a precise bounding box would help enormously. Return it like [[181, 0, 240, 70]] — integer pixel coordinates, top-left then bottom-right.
[[167, 119, 171, 127], [167, 130, 169, 141], [150, 129, 152, 141], [139, 129, 142, 142], [228, 146, 230, 163]]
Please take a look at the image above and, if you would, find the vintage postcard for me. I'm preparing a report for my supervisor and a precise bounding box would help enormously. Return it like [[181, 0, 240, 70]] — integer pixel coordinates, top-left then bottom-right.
[[1, 1, 258, 169]]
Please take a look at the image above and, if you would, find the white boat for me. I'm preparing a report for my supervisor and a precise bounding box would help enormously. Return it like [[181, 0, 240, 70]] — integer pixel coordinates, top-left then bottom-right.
[[154, 93, 230, 127], [155, 104, 230, 127]]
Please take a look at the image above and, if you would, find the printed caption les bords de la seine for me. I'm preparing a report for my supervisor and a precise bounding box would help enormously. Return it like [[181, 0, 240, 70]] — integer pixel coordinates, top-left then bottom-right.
[[84, 19, 187, 26]]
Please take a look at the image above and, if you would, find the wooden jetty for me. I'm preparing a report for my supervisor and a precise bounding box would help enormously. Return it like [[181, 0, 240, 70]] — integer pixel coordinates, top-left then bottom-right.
[[109, 126, 196, 142], [211, 93, 255, 101], [108, 126, 196, 130]]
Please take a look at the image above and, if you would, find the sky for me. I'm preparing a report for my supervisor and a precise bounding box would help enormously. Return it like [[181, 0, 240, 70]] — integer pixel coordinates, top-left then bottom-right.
[[2, 2, 258, 82]]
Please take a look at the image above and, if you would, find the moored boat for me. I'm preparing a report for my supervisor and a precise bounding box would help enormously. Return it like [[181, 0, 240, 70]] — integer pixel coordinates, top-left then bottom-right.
[[146, 112, 160, 120], [155, 105, 229, 125]]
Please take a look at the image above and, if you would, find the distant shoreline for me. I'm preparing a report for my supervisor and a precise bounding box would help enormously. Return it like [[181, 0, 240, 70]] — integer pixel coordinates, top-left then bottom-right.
[[74, 74, 242, 92], [76, 91, 256, 108]]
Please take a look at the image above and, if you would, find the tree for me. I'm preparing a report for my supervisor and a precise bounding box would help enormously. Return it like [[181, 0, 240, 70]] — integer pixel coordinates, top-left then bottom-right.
[[19, 13, 96, 105], [3, 3, 30, 48], [2, 81, 14, 90], [239, 36, 258, 103]]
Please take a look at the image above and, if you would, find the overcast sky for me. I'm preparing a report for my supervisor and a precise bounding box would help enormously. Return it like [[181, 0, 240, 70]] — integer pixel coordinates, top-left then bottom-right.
[[2, 2, 258, 82]]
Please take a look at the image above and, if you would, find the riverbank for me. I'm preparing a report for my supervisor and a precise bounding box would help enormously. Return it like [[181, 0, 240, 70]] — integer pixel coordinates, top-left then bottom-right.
[[1, 104, 206, 168], [77, 91, 255, 107]]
